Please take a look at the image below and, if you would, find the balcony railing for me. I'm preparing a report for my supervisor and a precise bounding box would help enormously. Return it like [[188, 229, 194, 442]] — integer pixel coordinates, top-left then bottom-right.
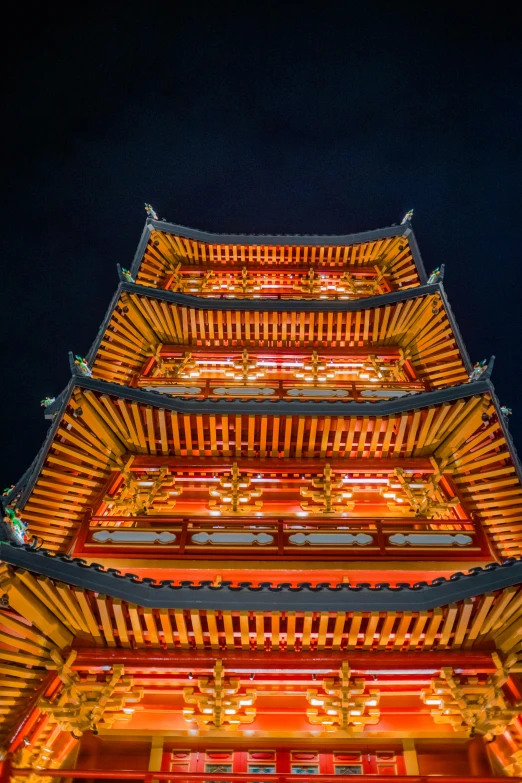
[[81, 516, 489, 560], [136, 379, 426, 402]]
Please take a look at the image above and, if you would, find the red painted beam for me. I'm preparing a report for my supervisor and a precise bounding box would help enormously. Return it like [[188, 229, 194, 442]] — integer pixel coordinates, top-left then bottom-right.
[[11, 772, 520, 782], [90, 515, 458, 524], [175, 266, 383, 276], [128, 456, 434, 472], [71, 649, 497, 673], [158, 344, 402, 358]]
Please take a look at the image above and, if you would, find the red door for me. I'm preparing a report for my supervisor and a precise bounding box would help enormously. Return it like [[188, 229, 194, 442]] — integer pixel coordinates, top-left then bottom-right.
[[162, 747, 405, 778]]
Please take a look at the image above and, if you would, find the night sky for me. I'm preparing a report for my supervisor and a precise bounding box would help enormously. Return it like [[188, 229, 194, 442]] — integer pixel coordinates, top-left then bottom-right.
[[3, 3, 521, 486]]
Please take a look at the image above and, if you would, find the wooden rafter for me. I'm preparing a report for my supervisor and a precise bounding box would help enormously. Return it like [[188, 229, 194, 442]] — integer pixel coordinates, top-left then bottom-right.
[[88, 287, 468, 393], [133, 227, 421, 294], [3, 562, 522, 658]]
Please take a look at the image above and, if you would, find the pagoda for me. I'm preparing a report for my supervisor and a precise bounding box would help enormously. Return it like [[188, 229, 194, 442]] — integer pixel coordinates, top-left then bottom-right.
[[2, 208, 522, 781]]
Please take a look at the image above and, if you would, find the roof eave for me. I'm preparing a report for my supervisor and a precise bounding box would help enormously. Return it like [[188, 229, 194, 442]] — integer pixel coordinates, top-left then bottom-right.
[[1, 543, 520, 612], [11, 375, 498, 512], [142, 218, 410, 247], [86, 279, 471, 378], [47, 373, 493, 418], [118, 279, 439, 312], [130, 219, 424, 282]]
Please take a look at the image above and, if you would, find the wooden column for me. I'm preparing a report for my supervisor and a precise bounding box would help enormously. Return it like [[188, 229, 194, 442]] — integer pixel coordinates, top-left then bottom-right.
[[402, 738, 419, 775], [148, 736, 164, 783], [467, 737, 492, 776]]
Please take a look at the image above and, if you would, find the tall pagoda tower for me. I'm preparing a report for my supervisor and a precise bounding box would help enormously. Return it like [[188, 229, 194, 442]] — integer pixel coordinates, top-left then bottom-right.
[[2, 210, 522, 781]]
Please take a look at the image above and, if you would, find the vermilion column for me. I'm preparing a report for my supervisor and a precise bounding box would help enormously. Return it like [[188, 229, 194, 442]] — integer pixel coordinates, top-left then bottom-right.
[[468, 737, 492, 776]]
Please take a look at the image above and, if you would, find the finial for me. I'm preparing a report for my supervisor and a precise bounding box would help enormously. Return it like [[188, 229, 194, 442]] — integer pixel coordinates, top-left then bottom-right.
[[145, 203, 158, 220], [401, 209, 414, 225]]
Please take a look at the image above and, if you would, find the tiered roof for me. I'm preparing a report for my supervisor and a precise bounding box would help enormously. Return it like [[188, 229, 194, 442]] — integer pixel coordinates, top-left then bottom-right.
[[4, 218, 522, 561], [2, 215, 521, 769]]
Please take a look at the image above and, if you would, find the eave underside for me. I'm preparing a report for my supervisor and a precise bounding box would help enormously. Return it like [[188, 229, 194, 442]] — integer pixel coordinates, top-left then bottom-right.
[[8, 377, 522, 558], [2, 551, 522, 755], [87, 282, 470, 393], [130, 221, 427, 291]]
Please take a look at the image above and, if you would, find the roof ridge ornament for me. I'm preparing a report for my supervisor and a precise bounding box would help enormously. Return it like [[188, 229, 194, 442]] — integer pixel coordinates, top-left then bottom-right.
[[427, 264, 445, 284], [468, 356, 495, 382], [69, 351, 92, 377], [144, 202, 158, 220], [1, 503, 39, 549], [501, 405, 513, 423], [401, 208, 414, 225], [144, 202, 166, 222], [117, 264, 135, 283]]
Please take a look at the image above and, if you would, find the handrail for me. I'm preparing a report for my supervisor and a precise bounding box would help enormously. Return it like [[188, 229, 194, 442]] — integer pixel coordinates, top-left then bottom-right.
[[135, 378, 424, 401], [83, 514, 485, 560]]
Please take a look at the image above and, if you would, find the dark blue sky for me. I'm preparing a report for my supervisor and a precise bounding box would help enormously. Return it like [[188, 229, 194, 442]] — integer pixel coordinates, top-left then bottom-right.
[[2, 2, 521, 484]]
